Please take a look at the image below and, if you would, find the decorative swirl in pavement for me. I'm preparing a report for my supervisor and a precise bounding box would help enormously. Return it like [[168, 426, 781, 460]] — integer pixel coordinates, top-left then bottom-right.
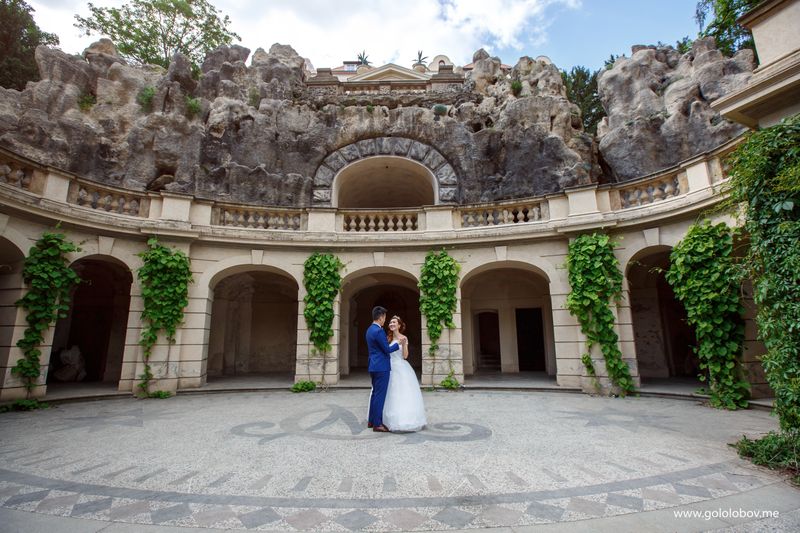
[[230, 404, 492, 443]]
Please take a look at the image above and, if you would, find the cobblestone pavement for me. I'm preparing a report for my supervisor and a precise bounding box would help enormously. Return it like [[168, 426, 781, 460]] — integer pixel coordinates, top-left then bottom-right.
[[0, 390, 797, 531]]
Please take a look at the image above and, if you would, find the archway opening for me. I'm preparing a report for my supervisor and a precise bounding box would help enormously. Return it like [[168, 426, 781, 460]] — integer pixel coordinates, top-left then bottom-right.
[[207, 271, 298, 382], [628, 249, 699, 383], [340, 271, 421, 378], [333, 156, 436, 208], [49, 257, 132, 389], [0, 238, 25, 392], [461, 266, 555, 381]]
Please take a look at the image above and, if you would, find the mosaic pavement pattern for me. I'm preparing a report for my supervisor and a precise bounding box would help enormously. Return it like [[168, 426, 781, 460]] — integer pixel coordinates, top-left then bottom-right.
[[0, 390, 784, 530]]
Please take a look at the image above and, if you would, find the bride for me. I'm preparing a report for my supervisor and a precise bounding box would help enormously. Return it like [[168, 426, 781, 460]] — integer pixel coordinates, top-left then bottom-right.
[[383, 315, 427, 432]]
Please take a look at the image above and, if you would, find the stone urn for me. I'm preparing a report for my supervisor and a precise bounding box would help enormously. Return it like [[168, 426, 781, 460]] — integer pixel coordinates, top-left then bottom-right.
[[413, 63, 427, 73]]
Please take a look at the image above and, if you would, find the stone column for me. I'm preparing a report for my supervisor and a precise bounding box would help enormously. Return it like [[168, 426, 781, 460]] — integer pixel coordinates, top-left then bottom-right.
[[461, 298, 474, 375], [741, 280, 769, 398], [294, 287, 340, 384], [615, 279, 641, 387], [421, 288, 463, 386], [550, 269, 582, 388], [498, 304, 519, 372], [119, 279, 143, 393], [0, 273, 40, 400], [176, 281, 214, 389]]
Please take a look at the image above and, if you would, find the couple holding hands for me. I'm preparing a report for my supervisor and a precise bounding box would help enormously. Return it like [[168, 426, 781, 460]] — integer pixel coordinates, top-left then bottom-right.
[[366, 306, 427, 432]]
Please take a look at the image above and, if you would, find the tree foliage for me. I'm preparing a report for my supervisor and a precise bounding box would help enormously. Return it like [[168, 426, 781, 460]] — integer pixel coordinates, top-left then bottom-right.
[[725, 114, 800, 430], [561, 66, 604, 135], [0, 0, 59, 91], [74, 0, 240, 70], [695, 0, 761, 56]]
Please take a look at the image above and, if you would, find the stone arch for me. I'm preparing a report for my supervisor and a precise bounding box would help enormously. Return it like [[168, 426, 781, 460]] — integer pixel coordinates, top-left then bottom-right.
[[312, 137, 458, 206], [203, 258, 301, 293], [332, 156, 438, 208], [49, 255, 134, 387], [625, 245, 698, 381], [460, 260, 552, 288], [339, 267, 422, 374], [207, 267, 299, 380], [460, 262, 556, 377]]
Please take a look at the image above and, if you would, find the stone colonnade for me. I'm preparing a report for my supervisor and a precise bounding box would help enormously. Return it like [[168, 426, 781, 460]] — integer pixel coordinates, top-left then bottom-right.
[[0, 140, 769, 399]]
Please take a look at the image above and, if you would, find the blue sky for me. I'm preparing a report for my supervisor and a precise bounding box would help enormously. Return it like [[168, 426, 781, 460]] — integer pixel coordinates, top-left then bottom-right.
[[516, 0, 701, 70], [30, 0, 704, 72]]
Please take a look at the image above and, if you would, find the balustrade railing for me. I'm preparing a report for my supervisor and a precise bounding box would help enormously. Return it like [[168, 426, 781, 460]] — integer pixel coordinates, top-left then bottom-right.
[[212, 205, 305, 230], [342, 211, 419, 232], [459, 201, 548, 227], [0, 159, 34, 191], [612, 171, 688, 209], [68, 180, 149, 217]]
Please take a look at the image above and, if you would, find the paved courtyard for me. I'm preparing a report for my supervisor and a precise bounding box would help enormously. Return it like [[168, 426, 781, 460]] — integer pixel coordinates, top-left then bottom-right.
[[0, 390, 798, 532]]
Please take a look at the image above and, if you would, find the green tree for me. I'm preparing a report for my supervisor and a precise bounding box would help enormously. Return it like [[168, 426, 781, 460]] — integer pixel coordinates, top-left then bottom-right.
[[561, 66, 604, 135], [0, 0, 59, 91], [695, 0, 761, 56], [74, 0, 240, 70]]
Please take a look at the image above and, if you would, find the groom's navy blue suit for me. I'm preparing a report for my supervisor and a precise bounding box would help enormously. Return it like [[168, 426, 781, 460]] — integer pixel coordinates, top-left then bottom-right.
[[367, 322, 399, 428]]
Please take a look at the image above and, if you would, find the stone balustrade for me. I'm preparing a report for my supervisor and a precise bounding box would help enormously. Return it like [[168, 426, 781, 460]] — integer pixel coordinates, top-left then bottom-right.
[[68, 180, 150, 217], [459, 200, 548, 228], [611, 171, 688, 210], [212, 205, 306, 230], [0, 158, 34, 191], [342, 210, 419, 232], [0, 138, 740, 239]]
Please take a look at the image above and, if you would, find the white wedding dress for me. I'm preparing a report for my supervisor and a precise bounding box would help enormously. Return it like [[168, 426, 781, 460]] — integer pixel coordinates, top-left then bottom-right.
[[382, 347, 427, 432]]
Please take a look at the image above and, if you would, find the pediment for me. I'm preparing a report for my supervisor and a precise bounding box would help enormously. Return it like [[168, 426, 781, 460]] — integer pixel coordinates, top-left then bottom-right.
[[347, 63, 430, 82]]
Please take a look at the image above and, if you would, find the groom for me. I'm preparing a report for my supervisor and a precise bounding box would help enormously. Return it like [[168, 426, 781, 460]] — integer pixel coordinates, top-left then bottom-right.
[[366, 306, 399, 432]]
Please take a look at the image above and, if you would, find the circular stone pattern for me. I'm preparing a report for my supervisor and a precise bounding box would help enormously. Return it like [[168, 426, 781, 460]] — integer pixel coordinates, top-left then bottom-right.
[[0, 391, 786, 530]]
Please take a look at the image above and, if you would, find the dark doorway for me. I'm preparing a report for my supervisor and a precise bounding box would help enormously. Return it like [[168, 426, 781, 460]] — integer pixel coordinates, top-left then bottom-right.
[[477, 311, 501, 371], [629, 249, 698, 379], [50, 259, 132, 384], [516, 308, 546, 371]]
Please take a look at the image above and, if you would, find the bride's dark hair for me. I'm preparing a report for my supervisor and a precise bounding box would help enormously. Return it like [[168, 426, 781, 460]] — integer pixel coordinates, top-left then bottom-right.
[[387, 315, 406, 343]]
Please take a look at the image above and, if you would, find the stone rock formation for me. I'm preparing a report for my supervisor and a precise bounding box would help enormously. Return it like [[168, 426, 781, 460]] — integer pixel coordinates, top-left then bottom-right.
[[0, 37, 752, 207], [597, 37, 754, 181]]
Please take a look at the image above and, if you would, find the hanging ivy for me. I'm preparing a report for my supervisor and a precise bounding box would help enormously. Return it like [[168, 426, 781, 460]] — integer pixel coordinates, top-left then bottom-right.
[[419, 249, 460, 355], [665, 221, 749, 409], [137, 238, 192, 397], [303, 252, 343, 354], [12, 232, 81, 395], [566, 233, 635, 395], [725, 114, 800, 429]]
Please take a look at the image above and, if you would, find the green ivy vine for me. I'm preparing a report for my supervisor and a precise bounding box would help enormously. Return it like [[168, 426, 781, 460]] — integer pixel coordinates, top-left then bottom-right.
[[12, 232, 81, 396], [303, 253, 343, 354], [665, 221, 749, 409], [725, 113, 800, 429], [137, 238, 192, 397], [419, 249, 460, 356], [566, 233, 635, 395]]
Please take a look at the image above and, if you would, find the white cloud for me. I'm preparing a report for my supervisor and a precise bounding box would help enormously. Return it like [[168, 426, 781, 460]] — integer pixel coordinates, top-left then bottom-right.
[[28, 0, 580, 66]]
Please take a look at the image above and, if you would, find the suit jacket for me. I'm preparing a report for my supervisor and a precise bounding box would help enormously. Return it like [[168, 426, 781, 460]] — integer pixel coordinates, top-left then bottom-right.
[[366, 322, 399, 372]]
